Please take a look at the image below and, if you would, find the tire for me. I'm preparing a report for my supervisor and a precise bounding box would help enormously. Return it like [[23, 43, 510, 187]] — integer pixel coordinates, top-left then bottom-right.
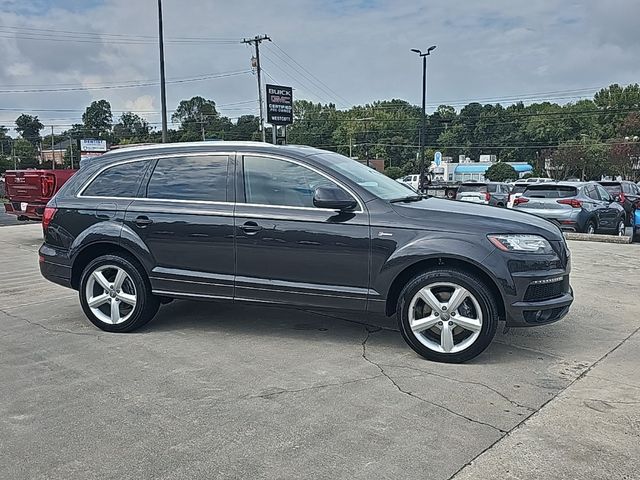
[[397, 268, 499, 363], [79, 254, 160, 333], [584, 220, 596, 235], [615, 219, 626, 236]]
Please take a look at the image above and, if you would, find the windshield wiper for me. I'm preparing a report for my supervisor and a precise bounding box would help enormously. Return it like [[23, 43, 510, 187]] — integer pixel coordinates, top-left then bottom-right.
[[389, 195, 424, 203]]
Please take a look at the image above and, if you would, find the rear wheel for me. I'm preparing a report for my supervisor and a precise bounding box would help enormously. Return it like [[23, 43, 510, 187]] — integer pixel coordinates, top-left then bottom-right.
[[397, 268, 499, 363], [79, 254, 159, 332]]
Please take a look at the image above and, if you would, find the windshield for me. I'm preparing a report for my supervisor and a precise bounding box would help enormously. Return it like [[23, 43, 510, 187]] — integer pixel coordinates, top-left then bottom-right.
[[523, 185, 577, 198], [512, 184, 528, 193], [313, 153, 416, 200]]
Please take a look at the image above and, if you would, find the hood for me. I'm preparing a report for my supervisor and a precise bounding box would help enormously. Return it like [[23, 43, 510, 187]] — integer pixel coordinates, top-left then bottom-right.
[[391, 197, 564, 241]]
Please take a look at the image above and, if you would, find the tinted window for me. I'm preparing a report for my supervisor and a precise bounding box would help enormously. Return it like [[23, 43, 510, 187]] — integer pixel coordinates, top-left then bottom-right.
[[512, 184, 527, 193], [147, 156, 228, 202], [243, 156, 341, 208], [487, 184, 498, 193], [622, 183, 631, 194], [83, 160, 149, 197], [458, 184, 488, 193], [523, 185, 577, 198], [595, 185, 611, 201]]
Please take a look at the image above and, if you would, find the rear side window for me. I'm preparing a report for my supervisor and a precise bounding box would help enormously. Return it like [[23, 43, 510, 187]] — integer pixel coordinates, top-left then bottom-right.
[[512, 185, 527, 193], [523, 185, 577, 198], [458, 184, 487, 193], [146, 156, 228, 202], [82, 160, 150, 197], [487, 184, 498, 193]]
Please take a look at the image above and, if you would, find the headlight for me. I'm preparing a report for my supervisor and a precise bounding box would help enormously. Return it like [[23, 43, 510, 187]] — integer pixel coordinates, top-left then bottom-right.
[[488, 234, 554, 254]]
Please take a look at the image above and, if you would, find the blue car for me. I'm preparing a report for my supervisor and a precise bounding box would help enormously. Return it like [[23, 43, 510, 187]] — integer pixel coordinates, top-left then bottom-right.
[[633, 206, 640, 242]]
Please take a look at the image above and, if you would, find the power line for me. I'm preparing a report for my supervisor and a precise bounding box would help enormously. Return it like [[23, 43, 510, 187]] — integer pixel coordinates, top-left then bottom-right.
[[0, 70, 252, 94]]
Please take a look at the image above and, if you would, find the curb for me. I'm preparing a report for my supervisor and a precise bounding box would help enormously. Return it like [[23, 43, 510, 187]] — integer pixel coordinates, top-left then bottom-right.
[[564, 232, 632, 244]]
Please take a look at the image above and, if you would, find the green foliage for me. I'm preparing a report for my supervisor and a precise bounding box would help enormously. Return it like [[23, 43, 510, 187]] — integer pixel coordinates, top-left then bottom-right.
[[82, 100, 113, 138], [15, 114, 44, 145], [0, 154, 13, 174], [113, 112, 151, 142], [13, 138, 38, 168], [384, 166, 403, 179], [485, 162, 517, 182]]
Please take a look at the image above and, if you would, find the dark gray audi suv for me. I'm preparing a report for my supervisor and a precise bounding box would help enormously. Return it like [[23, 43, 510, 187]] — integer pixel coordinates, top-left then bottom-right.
[[39, 142, 573, 363]]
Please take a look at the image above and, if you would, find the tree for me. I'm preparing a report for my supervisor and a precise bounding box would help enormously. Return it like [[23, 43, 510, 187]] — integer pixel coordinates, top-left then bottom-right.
[[15, 114, 44, 145], [13, 138, 38, 168], [172, 96, 232, 140], [485, 162, 517, 182], [384, 166, 403, 179], [113, 112, 151, 142], [82, 100, 113, 138], [229, 115, 259, 141]]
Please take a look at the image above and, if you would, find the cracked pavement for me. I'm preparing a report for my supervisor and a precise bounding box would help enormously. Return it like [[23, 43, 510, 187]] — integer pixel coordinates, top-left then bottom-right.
[[1, 224, 639, 480]]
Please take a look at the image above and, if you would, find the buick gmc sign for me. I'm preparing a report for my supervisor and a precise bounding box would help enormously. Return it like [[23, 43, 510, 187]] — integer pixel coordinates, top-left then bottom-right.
[[266, 84, 293, 125]]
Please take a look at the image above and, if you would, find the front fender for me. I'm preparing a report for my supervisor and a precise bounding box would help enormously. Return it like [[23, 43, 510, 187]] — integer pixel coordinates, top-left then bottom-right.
[[372, 233, 499, 299]]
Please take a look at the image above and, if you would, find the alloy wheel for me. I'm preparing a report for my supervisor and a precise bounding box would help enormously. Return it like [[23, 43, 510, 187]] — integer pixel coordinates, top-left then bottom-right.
[[85, 265, 137, 325], [617, 220, 625, 236], [408, 282, 483, 354]]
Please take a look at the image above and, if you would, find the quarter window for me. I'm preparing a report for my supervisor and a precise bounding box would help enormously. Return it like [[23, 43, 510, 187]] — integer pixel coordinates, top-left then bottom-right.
[[242, 156, 342, 208], [82, 160, 150, 198], [146, 156, 228, 202]]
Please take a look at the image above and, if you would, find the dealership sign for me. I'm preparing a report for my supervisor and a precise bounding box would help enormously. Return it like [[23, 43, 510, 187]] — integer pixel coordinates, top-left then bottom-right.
[[266, 84, 293, 125], [80, 139, 107, 152]]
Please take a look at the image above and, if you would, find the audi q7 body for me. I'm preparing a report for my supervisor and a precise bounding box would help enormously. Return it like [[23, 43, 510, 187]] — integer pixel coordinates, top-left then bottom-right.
[[39, 142, 573, 363]]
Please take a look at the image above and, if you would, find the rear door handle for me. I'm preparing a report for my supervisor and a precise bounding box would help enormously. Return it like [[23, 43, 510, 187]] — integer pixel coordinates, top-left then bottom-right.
[[134, 215, 153, 227], [240, 221, 262, 235]]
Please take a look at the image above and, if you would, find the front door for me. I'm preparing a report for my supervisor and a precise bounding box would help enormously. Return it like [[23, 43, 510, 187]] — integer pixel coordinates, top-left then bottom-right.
[[595, 184, 618, 229], [234, 154, 370, 310], [124, 154, 235, 299]]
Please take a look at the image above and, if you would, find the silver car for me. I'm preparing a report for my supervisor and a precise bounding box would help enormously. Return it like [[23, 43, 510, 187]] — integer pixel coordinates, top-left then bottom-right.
[[513, 182, 626, 234]]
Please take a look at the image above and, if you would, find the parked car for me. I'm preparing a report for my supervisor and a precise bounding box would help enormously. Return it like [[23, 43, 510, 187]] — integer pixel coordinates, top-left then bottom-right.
[[598, 181, 640, 226], [513, 182, 626, 234], [508, 182, 528, 208], [455, 182, 510, 207], [4, 169, 77, 221], [633, 205, 640, 242], [397, 174, 420, 191], [39, 142, 573, 363]]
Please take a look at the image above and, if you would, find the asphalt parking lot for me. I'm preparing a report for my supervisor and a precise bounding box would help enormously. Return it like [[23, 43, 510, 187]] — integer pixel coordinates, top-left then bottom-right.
[[1, 224, 639, 480]]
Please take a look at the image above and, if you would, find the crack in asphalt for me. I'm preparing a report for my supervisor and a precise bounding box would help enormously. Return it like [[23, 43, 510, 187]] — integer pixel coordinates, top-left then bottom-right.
[[244, 375, 384, 399], [360, 328, 508, 434], [378, 363, 535, 412], [0, 307, 102, 338]]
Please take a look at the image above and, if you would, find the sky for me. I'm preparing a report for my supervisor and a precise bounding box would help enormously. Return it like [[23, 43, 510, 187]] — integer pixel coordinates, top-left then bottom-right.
[[0, 0, 639, 134]]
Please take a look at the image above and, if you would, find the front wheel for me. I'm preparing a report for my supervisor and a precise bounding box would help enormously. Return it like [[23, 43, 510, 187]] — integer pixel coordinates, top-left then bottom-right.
[[79, 254, 160, 332], [615, 219, 626, 236], [397, 268, 499, 363]]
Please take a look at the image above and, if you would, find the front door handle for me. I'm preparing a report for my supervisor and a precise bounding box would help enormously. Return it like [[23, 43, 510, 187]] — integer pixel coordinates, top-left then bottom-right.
[[240, 221, 263, 235], [134, 215, 153, 227]]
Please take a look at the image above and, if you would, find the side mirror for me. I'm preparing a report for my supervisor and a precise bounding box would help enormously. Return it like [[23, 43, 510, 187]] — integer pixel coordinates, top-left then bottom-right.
[[313, 186, 357, 211], [613, 195, 621, 202]]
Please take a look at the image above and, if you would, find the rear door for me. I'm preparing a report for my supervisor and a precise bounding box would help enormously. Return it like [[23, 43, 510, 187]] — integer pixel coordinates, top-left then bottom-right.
[[124, 153, 235, 299], [595, 184, 619, 228], [234, 153, 370, 310]]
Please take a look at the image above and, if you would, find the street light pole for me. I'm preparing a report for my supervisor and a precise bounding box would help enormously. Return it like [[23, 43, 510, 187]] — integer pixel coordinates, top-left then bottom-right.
[[411, 45, 436, 192], [157, 0, 168, 143]]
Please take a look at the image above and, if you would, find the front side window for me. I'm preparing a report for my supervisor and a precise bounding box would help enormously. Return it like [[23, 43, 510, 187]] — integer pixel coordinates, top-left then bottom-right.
[[82, 160, 150, 197], [146, 156, 228, 202], [243, 156, 342, 208]]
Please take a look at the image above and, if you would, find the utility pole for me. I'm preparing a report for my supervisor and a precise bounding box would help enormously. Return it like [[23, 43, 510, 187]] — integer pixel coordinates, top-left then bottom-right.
[[242, 34, 271, 142], [157, 0, 168, 143], [51, 125, 56, 170], [11, 142, 16, 170], [411, 45, 436, 192], [69, 135, 74, 169]]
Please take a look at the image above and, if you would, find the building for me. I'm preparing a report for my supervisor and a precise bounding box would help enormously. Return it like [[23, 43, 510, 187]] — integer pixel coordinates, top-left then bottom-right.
[[355, 158, 385, 172], [40, 139, 74, 165], [430, 158, 532, 182]]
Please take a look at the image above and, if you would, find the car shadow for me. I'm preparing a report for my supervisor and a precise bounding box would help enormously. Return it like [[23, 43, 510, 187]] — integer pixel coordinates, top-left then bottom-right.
[[138, 299, 557, 365]]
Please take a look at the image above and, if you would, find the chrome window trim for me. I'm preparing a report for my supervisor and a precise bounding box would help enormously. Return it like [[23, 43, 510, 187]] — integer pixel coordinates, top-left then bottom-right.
[[77, 151, 236, 200], [239, 152, 365, 214], [77, 149, 366, 214]]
